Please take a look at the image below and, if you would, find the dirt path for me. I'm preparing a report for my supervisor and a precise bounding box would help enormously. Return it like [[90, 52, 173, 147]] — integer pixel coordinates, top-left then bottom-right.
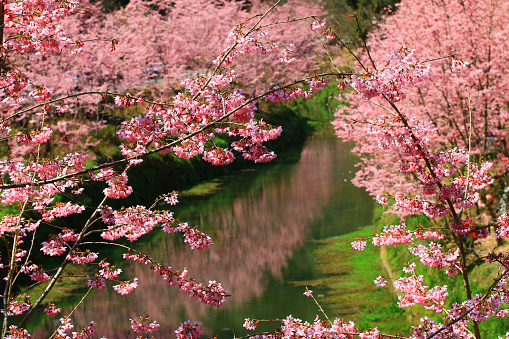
[[379, 245, 399, 296]]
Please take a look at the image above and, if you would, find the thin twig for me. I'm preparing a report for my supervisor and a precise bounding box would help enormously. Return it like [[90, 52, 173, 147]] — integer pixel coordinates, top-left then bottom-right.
[[19, 195, 109, 327], [48, 287, 94, 339]]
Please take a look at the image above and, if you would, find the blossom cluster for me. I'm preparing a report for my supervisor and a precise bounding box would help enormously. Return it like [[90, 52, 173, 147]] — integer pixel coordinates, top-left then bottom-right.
[[53, 319, 97, 339], [410, 276, 509, 338], [123, 253, 228, 307], [394, 274, 448, 313], [241, 315, 381, 339], [409, 243, 460, 276], [6, 298, 31, 316], [115, 67, 285, 167], [130, 316, 160, 333], [215, 28, 279, 67], [0, 0, 77, 106], [263, 77, 328, 103], [363, 112, 493, 223], [112, 278, 139, 295], [346, 47, 432, 103], [44, 303, 62, 316], [372, 223, 413, 246], [100, 205, 175, 242], [175, 320, 203, 339]]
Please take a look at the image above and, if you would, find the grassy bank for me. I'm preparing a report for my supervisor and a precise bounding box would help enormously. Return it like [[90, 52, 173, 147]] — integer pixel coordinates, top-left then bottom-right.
[[295, 201, 509, 336], [295, 225, 408, 335]]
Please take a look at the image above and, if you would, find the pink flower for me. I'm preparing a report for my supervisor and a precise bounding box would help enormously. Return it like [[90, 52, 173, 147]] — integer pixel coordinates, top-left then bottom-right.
[[130, 316, 160, 333], [30, 270, 51, 282], [59, 228, 79, 242], [114, 93, 137, 107], [373, 224, 413, 246], [351, 240, 367, 251], [303, 288, 313, 297], [348, 47, 432, 104], [374, 276, 387, 287], [100, 267, 121, 280], [178, 223, 213, 250], [55, 105, 69, 113], [68, 250, 98, 264], [6, 299, 31, 316], [31, 127, 53, 144], [113, 277, 138, 295], [5, 326, 31, 339], [29, 85, 52, 102], [44, 303, 61, 316], [375, 195, 389, 206], [451, 59, 467, 72], [360, 328, 380, 339], [243, 318, 258, 331], [58, 317, 73, 333], [403, 263, 416, 274], [73, 321, 96, 338], [164, 192, 179, 205], [175, 320, 203, 339], [311, 21, 326, 31], [41, 239, 67, 256], [87, 275, 106, 290], [41, 202, 85, 221]]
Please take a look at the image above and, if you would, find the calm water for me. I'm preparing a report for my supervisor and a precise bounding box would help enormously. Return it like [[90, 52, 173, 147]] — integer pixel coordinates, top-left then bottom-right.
[[36, 130, 374, 338]]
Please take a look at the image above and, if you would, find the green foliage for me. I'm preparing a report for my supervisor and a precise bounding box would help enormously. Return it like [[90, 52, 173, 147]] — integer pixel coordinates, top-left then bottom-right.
[[284, 83, 343, 129], [319, 0, 400, 45]]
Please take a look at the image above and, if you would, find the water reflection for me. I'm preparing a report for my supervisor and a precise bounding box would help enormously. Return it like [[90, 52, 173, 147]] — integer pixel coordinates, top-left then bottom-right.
[[35, 130, 373, 338]]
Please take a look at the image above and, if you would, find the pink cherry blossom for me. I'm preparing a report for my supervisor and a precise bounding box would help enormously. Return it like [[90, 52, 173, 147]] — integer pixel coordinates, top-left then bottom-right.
[[311, 21, 325, 31], [243, 318, 259, 331], [112, 278, 138, 295], [303, 289, 313, 297], [130, 316, 160, 333], [44, 304, 61, 316], [374, 276, 387, 288], [5, 326, 31, 339], [30, 270, 51, 282], [41, 239, 67, 256], [68, 250, 98, 265], [87, 275, 106, 290], [175, 320, 203, 339], [351, 240, 367, 251], [372, 224, 413, 246]]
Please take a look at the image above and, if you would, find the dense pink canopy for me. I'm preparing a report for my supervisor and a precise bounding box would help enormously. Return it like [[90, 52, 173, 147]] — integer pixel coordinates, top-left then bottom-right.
[[333, 0, 509, 202]]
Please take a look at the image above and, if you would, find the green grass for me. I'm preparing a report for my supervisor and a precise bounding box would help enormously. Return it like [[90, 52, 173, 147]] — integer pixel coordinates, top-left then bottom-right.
[[294, 225, 409, 335], [180, 178, 224, 197], [285, 82, 344, 130]]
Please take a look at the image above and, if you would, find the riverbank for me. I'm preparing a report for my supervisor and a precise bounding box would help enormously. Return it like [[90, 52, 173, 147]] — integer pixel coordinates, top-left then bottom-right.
[[299, 194, 509, 336], [294, 224, 409, 335]]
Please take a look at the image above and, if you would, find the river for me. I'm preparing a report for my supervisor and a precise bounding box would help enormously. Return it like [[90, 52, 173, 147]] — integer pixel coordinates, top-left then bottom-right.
[[34, 129, 374, 338]]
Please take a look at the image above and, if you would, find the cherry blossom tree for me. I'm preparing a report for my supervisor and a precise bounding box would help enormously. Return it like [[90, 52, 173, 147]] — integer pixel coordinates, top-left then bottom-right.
[[332, 0, 509, 212], [20, 0, 325, 100], [317, 0, 509, 337], [7, 0, 326, 159]]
